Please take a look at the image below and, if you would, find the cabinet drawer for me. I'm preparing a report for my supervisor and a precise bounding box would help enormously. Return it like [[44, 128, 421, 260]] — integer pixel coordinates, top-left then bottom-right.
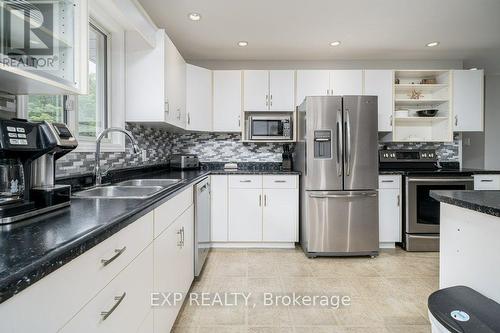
[[229, 175, 262, 188], [379, 175, 401, 189], [0, 212, 153, 333], [60, 245, 154, 333], [474, 175, 500, 190], [263, 175, 297, 189], [154, 186, 193, 237]]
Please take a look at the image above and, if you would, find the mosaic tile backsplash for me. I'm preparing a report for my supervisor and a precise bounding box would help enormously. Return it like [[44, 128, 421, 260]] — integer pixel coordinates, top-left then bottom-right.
[[55, 124, 461, 178]]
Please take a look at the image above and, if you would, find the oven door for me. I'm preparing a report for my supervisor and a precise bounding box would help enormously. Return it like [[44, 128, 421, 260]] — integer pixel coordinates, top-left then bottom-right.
[[250, 119, 285, 140], [406, 177, 473, 234]]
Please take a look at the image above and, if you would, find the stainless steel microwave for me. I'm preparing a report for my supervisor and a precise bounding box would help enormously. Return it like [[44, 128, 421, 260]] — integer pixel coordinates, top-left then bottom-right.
[[248, 115, 292, 140]]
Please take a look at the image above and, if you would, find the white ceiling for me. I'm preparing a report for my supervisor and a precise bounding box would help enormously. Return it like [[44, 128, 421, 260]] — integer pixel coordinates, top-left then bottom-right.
[[138, 0, 500, 64]]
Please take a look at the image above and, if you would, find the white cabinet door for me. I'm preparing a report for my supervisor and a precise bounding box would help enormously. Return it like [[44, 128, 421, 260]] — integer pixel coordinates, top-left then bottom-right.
[[269, 70, 295, 111], [186, 64, 212, 131], [154, 206, 193, 333], [244, 70, 269, 111], [165, 33, 187, 128], [378, 188, 402, 243], [331, 70, 363, 95], [364, 70, 394, 132], [213, 70, 242, 132], [473, 175, 500, 190], [179, 206, 195, 291], [296, 70, 331, 106], [453, 69, 484, 132], [211, 175, 229, 241], [263, 189, 298, 242], [60, 245, 154, 333], [228, 188, 262, 241]]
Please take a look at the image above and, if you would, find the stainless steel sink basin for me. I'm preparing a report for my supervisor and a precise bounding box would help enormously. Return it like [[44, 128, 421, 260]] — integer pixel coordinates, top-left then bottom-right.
[[73, 186, 165, 199], [116, 179, 182, 187]]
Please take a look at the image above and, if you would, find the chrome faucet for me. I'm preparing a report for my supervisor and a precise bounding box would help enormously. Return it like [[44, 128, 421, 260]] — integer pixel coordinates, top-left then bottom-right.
[[94, 127, 140, 186]]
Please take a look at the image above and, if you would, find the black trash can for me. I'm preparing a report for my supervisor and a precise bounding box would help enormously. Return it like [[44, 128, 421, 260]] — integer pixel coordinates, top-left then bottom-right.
[[428, 285, 500, 333]]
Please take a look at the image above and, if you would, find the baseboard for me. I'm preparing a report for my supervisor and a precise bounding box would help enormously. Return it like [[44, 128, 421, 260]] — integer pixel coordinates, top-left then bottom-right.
[[210, 242, 296, 249], [379, 242, 396, 249]]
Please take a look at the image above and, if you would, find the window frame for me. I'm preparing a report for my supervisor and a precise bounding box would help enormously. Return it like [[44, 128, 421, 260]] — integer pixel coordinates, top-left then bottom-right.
[[18, 12, 127, 153]]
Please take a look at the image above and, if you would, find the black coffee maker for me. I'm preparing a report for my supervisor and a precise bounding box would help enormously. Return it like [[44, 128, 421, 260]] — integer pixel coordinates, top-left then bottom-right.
[[282, 144, 293, 170], [0, 119, 77, 224]]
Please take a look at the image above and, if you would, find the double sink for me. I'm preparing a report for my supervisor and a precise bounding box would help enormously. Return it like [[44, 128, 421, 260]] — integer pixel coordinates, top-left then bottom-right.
[[73, 179, 183, 199]]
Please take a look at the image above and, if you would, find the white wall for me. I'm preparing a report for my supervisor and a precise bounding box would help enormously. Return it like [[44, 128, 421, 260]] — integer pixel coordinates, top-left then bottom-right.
[[484, 75, 500, 169], [189, 59, 463, 70]]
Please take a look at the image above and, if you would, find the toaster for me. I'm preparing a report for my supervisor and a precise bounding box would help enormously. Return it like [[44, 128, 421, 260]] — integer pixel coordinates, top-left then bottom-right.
[[170, 154, 200, 169]]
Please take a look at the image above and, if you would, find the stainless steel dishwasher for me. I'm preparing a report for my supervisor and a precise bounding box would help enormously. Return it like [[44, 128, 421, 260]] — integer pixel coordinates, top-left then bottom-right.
[[194, 177, 211, 276]]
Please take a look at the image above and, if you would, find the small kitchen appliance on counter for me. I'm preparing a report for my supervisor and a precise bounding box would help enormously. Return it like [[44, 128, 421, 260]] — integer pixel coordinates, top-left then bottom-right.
[[170, 154, 200, 170], [0, 119, 78, 225], [379, 149, 473, 251]]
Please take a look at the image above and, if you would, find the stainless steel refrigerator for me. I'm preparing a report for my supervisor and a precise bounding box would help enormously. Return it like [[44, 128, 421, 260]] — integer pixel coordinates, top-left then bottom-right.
[[295, 96, 379, 257]]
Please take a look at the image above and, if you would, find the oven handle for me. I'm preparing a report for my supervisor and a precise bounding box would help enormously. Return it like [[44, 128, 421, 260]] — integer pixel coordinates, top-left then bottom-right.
[[406, 177, 473, 183]]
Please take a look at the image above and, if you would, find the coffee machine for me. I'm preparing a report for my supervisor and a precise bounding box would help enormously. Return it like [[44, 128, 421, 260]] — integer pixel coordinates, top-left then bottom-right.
[[0, 118, 77, 224]]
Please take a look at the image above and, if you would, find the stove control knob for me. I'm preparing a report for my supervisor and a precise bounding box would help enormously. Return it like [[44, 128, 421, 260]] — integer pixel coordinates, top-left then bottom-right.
[[422, 153, 427, 158]]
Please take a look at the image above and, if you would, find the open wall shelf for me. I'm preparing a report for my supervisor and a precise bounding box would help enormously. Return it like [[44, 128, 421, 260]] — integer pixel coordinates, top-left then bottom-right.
[[393, 70, 452, 142]]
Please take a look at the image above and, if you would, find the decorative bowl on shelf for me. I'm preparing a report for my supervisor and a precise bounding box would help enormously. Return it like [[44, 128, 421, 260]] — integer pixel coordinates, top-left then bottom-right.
[[416, 109, 439, 117]]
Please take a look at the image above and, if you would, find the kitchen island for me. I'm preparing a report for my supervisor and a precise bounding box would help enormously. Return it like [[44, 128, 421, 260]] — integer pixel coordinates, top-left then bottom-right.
[[430, 190, 500, 304]]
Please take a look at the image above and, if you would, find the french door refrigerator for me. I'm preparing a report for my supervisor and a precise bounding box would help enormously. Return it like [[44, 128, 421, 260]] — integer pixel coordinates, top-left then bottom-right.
[[295, 96, 379, 257]]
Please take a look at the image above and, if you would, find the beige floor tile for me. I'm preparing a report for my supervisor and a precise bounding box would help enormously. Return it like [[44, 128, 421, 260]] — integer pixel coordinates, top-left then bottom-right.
[[197, 326, 245, 333], [248, 262, 281, 277], [385, 325, 431, 333], [246, 327, 294, 333], [289, 307, 339, 326], [248, 277, 283, 293]]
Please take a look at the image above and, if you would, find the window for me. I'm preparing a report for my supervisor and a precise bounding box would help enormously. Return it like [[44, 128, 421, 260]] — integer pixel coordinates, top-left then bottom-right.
[[77, 23, 108, 139], [26, 95, 66, 123]]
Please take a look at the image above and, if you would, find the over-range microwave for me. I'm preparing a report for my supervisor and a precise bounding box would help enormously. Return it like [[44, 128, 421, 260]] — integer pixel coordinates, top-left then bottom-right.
[[248, 115, 292, 140]]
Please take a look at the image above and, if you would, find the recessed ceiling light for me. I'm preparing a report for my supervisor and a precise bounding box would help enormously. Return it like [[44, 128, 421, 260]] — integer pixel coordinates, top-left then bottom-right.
[[469, 67, 478, 70], [237, 41, 248, 47], [426, 41, 440, 47], [188, 12, 201, 21], [329, 41, 341, 47]]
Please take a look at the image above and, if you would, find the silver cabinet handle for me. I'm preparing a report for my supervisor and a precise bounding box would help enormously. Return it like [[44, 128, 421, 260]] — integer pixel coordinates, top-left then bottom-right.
[[344, 109, 351, 176], [309, 192, 377, 198], [181, 227, 185, 246], [240, 180, 252, 183], [390, 115, 393, 127], [397, 194, 400, 207], [274, 180, 286, 183], [381, 180, 394, 183], [101, 292, 126, 321], [455, 115, 458, 126], [270, 94, 273, 107], [336, 110, 343, 177], [480, 179, 494, 182], [187, 113, 191, 125], [264, 194, 267, 206], [101, 246, 127, 267], [259, 194, 262, 207], [177, 229, 183, 247], [265, 94, 269, 107], [165, 101, 169, 115]]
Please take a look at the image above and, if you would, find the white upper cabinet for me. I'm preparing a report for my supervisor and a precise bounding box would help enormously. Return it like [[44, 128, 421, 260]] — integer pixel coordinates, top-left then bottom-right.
[[269, 70, 295, 111], [452, 69, 484, 132], [0, 0, 89, 94], [244, 70, 269, 111], [213, 70, 242, 132], [126, 30, 186, 128], [243, 70, 295, 111], [364, 70, 394, 132], [331, 70, 363, 95], [186, 64, 212, 131], [296, 70, 330, 106]]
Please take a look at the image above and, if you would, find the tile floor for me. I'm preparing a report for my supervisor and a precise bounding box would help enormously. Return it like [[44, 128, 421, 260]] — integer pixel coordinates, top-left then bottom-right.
[[173, 247, 438, 332]]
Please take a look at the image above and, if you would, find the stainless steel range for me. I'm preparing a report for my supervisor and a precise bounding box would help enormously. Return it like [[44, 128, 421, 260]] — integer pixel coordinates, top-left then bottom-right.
[[379, 149, 473, 251]]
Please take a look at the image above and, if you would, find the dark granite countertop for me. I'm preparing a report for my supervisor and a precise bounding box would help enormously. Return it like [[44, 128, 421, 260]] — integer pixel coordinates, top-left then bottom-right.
[[380, 168, 500, 176], [0, 166, 299, 304], [430, 190, 500, 218]]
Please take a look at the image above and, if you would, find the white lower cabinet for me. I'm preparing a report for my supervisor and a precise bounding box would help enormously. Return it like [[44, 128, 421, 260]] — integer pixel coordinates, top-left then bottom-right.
[[211, 175, 229, 241], [59, 245, 154, 333], [229, 188, 263, 241], [154, 205, 194, 333], [262, 188, 298, 241], [224, 175, 298, 244], [378, 175, 402, 247]]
